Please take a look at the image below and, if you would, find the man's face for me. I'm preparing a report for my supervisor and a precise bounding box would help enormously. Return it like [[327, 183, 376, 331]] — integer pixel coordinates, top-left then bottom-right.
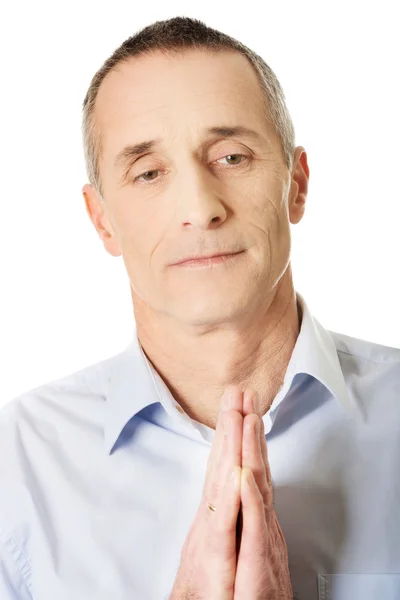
[[86, 49, 302, 326]]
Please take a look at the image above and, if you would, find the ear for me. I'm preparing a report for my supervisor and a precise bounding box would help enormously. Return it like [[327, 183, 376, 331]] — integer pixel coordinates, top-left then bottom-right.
[[82, 183, 121, 257], [288, 147, 309, 225]]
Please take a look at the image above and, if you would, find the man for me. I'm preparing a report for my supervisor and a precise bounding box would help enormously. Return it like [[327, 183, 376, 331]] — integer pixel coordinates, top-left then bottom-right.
[[1, 15, 399, 600]]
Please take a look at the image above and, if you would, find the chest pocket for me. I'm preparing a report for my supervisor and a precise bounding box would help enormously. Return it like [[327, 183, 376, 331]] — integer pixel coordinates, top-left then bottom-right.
[[318, 573, 400, 600]]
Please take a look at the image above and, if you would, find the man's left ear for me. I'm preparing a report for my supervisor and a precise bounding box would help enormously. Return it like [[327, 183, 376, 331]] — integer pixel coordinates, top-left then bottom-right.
[[289, 147, 309, 225]]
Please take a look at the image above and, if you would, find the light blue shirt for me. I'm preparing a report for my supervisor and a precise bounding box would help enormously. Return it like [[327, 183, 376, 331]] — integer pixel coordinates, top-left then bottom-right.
[[1, 291, 400, 600]]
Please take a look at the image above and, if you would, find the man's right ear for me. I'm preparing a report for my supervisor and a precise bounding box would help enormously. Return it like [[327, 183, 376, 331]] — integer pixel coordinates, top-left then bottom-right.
[[82, 183, 121, 257]]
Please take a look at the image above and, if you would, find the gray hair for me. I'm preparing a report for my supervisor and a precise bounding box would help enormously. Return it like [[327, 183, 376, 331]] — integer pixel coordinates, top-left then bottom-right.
[[81, 16, 296, 200]]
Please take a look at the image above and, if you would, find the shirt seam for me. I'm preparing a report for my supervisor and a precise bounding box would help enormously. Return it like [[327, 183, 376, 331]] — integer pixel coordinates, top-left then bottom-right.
[[337, 348, 400, 364]]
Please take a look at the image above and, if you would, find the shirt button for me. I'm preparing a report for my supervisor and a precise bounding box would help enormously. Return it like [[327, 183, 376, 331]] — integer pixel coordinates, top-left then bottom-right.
[[175, 405, 185, 413]]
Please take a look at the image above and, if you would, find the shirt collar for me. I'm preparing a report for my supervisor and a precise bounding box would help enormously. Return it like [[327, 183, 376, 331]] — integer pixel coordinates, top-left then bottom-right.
[[279, 291, 359, 416], [104, 291, 360, 454]]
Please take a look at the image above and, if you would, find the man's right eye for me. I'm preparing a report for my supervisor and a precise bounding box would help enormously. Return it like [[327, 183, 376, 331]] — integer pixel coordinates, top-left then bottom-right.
[[134, 169, 162, 183]]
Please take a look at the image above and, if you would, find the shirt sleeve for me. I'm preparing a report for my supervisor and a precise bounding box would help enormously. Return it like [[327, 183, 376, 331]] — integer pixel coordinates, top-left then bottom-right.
[[0, 532, 32, 600]]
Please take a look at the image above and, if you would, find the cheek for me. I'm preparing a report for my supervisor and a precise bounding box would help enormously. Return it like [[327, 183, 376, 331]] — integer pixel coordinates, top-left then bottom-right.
[[252, 181, 288, 232], [118, 216, 167, 277], [113, 200, 155, 246], [246, 199, 282, 239], [240, 172, 280, 218]]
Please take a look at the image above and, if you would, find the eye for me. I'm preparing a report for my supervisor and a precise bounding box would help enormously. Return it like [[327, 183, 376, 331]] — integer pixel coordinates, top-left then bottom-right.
[[134, 169, 161, 183], [215, 153, 248, 166], [132, 154, 249, 185]]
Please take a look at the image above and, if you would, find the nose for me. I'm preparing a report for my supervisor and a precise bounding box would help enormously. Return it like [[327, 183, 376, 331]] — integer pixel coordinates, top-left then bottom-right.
[[177, 165, 228, 230]]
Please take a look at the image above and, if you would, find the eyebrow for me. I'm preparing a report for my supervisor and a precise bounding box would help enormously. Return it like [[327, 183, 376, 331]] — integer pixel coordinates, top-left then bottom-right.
[[113, 125, 264, 173]]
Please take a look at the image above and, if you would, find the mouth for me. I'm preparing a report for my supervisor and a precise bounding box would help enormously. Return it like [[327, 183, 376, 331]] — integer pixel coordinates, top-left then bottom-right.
[[172, 250, 245, 268]]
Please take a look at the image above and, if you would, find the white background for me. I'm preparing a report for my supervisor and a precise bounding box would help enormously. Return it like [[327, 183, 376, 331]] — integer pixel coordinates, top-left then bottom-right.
[[0, 1, 399, 406]]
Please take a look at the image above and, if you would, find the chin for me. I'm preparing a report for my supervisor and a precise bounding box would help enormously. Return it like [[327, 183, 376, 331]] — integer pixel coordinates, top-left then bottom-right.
[[176, 299, 246, 326]]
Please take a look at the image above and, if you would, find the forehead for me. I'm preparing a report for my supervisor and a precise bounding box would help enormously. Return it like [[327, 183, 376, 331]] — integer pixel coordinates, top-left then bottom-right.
[[94, 49, 270, 156]]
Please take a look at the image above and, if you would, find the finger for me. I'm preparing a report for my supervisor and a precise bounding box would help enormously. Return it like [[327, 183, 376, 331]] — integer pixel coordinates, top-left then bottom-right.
[[239, 467, 266, 553], [209, 463, 242, 537], [242, 388, 259, 417], [242, 412, 271, 508], [203, 388, 244, 514], [203, 418, 243, 561], [225, 384, 246, 412], [243, 388, 273, 488], [258, 413, 272, 487], [242, 389, 273, 507], [205, 385, 243, 481]]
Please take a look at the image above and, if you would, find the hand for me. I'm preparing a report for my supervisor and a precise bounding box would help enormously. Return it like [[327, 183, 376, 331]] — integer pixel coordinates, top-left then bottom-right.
[[169, 386, 243, 600], [234, 386, 293, 599]]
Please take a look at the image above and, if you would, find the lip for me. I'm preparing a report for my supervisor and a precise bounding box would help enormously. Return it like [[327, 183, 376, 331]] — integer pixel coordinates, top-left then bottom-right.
[[172, 250, 244, 267]]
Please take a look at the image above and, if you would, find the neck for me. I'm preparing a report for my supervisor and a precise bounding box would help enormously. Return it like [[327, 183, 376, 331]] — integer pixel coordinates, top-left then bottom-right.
[[134, 275, 301, 430]]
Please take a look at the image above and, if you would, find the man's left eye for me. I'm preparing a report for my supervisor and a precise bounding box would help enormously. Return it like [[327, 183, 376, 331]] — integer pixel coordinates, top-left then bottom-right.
[[216, 154, 248, 165]]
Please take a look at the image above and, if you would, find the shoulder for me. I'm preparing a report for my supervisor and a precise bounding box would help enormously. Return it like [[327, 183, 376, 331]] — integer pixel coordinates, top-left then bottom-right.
[[329, 329, 400, 365], [0, 351, 121, 555], [329, 329, 400, 382], [0, 350, 119, 523], [0, 351, 116, 446], [328, 329, 400, 414]]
